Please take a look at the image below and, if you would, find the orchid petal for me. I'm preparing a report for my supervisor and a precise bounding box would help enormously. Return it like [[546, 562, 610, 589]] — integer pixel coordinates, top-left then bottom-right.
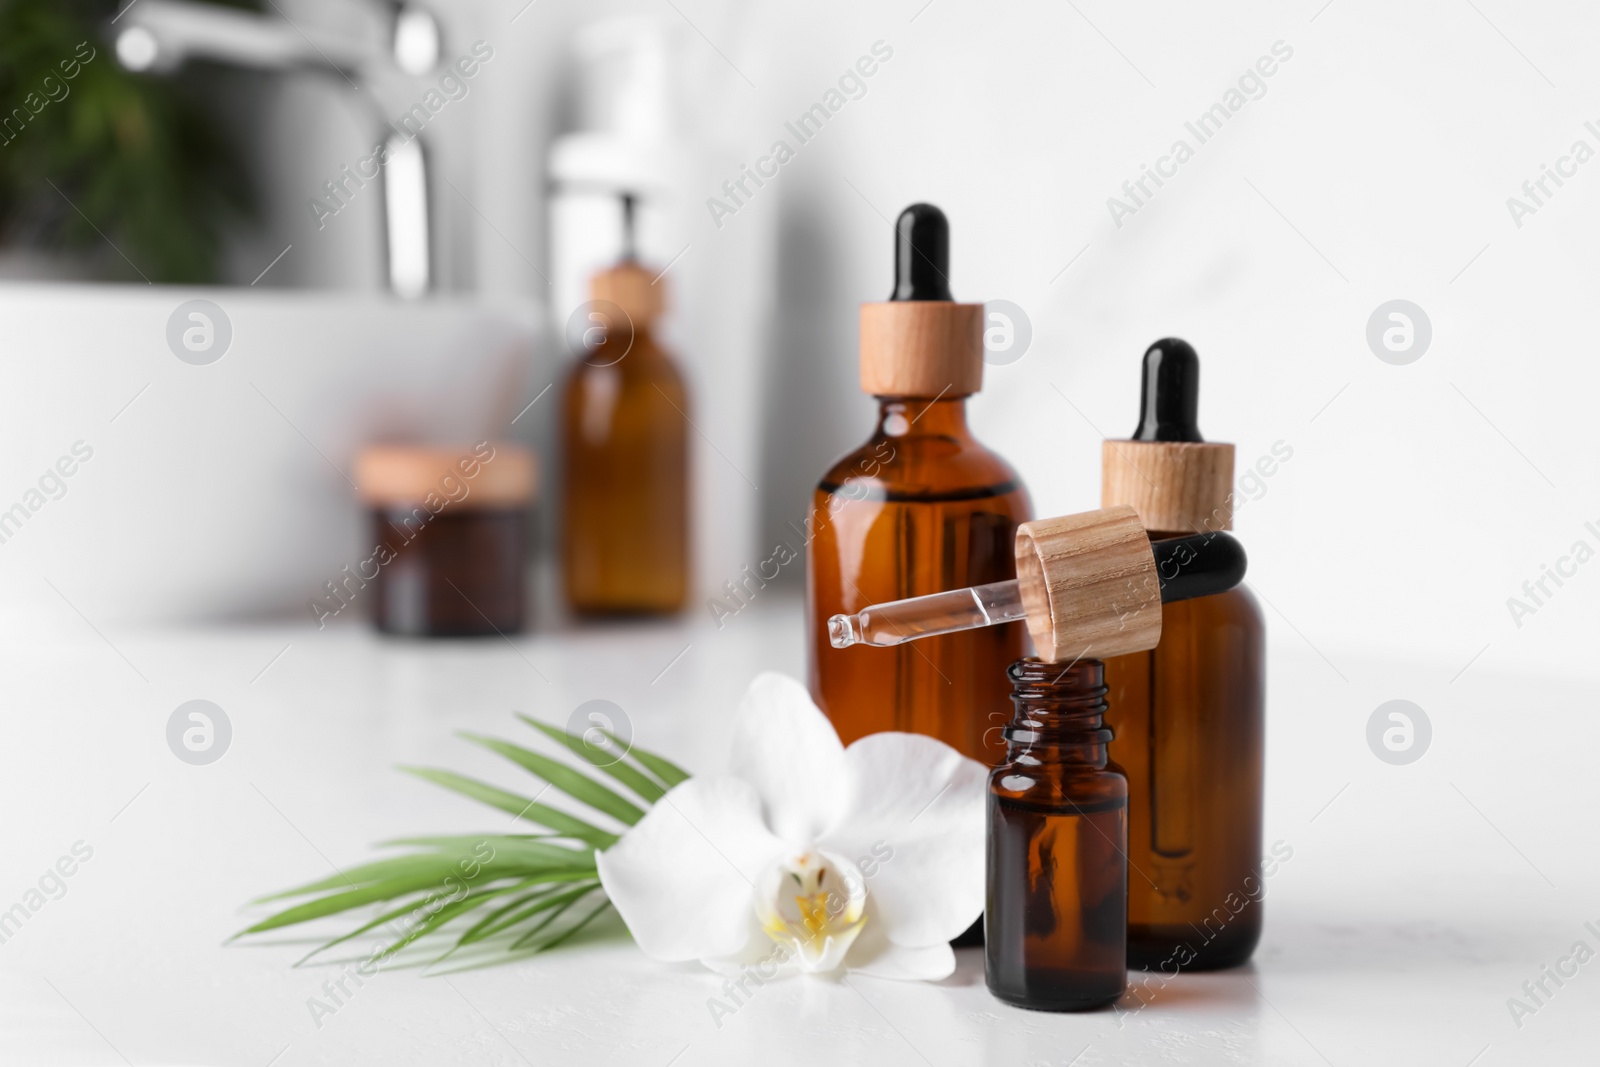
[[847, 917, 957, 981], [730, 672, 846, 846], [819, 732, 987, 948], [596, 775, 782, 962]]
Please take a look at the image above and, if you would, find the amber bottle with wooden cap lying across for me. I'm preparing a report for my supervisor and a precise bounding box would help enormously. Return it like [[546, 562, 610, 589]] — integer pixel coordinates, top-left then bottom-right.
[[1101, 338, 1265, 972], [806, 202, 1031, 767], [560, 194, 690, 615], [829, 506, 1247, 1011]]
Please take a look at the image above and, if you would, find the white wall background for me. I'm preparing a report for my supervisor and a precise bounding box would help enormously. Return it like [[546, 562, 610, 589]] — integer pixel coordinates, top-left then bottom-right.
[[13, 0, 1598, 684], [543, 0, 1594, 684]]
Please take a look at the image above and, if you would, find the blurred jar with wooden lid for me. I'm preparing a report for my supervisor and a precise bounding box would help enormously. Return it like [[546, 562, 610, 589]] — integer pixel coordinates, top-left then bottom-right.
[[354, 442, 536, 636]]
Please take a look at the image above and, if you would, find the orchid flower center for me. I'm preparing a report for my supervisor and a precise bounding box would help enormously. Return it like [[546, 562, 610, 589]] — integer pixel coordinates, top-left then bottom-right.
[[754, 849, 867, 973]]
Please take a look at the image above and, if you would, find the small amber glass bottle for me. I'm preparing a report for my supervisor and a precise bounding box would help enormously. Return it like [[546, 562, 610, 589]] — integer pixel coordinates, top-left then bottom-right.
[[987, 657, 1127, 1011], [1101, 339, 1265, 971], [806, 204, 1031, 765], [560, 204, 689, 615]]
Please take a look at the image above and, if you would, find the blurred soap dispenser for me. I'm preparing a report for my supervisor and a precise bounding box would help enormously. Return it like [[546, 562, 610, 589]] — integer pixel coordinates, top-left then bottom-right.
[[548, 14, 772, 614], [547, 16, 686, 319], [559, 195, 689, 614]]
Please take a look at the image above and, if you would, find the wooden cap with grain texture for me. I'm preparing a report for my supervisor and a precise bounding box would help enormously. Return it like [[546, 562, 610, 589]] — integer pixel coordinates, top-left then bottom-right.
[[859, 302, 984, 397], [1102, 440, 1235, 535], [1013, 505, 1163, 663]]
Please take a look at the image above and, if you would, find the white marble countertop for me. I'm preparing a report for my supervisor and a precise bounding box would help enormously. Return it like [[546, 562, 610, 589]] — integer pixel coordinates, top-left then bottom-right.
[[1, 592, 1595, 1066]]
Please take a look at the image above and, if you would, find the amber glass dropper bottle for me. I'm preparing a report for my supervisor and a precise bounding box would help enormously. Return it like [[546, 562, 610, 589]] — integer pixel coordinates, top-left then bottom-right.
[[988, 657, 1127, 1010], [806, 203, 1031, 766], [560, 193, 689, 614], [1101, 338, 1265, 971]]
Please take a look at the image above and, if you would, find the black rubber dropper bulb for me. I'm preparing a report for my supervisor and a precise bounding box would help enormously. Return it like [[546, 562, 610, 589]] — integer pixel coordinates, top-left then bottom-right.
[[1131, 337, 1203, 442], [889, 203, 953, 301], [1151, 530, 1247, 605]]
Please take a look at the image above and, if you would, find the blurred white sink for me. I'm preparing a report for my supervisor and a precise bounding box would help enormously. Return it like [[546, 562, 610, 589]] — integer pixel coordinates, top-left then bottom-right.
[[0, 284, 540, 624]]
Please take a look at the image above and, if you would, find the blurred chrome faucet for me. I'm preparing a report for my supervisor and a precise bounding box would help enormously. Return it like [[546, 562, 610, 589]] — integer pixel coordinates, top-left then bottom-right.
[[112, 0, 441, 297]]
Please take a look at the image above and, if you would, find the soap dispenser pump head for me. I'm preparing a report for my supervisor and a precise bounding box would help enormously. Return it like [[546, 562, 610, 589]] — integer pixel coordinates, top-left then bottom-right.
[[1132, 337, 1203, 442], [588, 190, 662, 325], [890, 203, 953, 301], [620, 191, 638, 262]]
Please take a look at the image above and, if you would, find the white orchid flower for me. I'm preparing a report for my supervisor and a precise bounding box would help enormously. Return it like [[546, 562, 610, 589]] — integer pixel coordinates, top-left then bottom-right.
[[596, 672, 987, 981]]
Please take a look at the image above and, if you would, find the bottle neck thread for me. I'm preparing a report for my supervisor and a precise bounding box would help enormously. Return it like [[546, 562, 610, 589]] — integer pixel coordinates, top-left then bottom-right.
[[1002, 658, 1111, 763]]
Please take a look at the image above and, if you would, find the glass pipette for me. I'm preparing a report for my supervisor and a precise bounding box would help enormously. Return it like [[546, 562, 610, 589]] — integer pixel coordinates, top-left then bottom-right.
[[829, 528, 1245, 650]]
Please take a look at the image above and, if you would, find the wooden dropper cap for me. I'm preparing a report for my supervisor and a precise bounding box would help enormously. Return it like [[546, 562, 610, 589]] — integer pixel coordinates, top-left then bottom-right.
[[1102, 338, 1236, 535], [1013, 505, 1164, 663], [858, 204, 985, 398]]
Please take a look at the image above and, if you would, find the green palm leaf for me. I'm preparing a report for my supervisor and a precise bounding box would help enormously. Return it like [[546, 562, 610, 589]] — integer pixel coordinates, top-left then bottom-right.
[[458, 732, 646, 826], [453, 886, 571, 947], [603, 728, 691, 788], [297, 880, 536, 966], [509, 886, 605, 950], [488, 884, 603, 950], [382, 836, 598, 868], [239, 712, 689, 970], [372, 890, 509, 962], [518, 716, 667, 803], [397, 767, 618, 848]]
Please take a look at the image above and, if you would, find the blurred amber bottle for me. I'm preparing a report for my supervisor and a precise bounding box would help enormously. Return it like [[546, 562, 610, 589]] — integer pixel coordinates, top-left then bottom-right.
[[560, 199, 689, 614], [1100, 339, 1265, 970], [806, 204, 1031, 765]]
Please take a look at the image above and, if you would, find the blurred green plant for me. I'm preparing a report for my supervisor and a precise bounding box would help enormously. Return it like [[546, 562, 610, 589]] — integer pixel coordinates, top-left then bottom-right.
[[0, 0, 258, 282]]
